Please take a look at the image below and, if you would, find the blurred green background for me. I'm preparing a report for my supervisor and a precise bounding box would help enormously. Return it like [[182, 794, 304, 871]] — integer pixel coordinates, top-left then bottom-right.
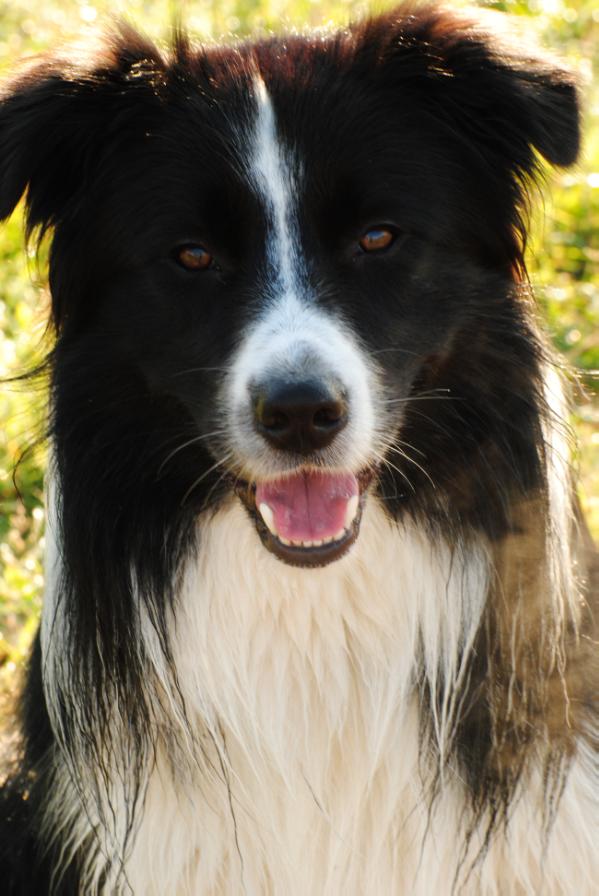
[[0, 0, 597, 713]]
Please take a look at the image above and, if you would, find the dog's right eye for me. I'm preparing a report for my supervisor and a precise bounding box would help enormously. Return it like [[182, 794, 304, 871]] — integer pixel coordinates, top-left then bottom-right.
[[174, 245, 213, 271], [359, 227, 396, 253]]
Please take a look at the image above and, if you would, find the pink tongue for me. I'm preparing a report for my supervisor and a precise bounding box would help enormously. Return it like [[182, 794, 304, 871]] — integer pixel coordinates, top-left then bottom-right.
[[256, 470, 359, 542]]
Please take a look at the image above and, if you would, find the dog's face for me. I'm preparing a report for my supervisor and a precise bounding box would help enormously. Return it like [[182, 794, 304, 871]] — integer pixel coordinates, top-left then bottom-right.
[[0, 9, 579, 567]]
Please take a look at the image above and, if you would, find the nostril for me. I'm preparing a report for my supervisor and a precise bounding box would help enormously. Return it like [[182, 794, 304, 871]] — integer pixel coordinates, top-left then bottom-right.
[[313, 403, 345, 430], [255, 391, 291, 433], [260, 406, 289, 433]]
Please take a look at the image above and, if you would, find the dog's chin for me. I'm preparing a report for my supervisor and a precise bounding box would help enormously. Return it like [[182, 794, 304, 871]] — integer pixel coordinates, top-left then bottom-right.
[[234, 467, 374, 568]]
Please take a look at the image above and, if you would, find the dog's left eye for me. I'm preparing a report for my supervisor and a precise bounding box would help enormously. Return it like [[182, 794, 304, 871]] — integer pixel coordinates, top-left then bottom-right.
[[175, 244, 213, 271], [359, 227, 396, 253]]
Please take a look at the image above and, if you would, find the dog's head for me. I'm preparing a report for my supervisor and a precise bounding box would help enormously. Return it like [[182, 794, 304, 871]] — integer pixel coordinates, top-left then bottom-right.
[[0, 7, 579, 567]]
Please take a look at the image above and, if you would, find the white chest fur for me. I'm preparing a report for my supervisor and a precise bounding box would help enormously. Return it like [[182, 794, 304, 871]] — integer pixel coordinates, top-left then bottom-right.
[[128, 499, 486, 894], [43, 498, 597, 894]]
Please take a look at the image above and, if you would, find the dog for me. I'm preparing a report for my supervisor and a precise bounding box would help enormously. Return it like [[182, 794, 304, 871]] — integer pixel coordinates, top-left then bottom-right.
[[0, 4, 597, 894]]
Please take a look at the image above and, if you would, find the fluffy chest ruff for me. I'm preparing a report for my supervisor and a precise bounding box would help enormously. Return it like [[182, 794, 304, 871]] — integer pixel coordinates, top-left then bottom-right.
[[131, 501, 447, 895], [44, 500, 596, 895]]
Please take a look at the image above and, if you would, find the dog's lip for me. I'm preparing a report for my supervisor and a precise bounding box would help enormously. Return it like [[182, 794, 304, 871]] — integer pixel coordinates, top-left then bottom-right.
[[233, 467, 374, 568]]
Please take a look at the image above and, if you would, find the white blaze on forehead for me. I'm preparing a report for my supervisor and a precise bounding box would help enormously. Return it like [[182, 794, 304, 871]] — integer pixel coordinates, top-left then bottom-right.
[[223, 75, 382, 478], [250, 76, 300, 295]]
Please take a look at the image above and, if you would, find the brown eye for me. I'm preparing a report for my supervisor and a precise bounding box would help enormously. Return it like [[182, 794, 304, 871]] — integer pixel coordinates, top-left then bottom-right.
[[359, 227, 396, 253], [175, 244, 213, 271]]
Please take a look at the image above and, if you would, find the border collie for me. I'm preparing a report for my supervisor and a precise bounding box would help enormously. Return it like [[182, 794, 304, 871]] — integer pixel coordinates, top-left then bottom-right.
[[1, 4, 597, 894]]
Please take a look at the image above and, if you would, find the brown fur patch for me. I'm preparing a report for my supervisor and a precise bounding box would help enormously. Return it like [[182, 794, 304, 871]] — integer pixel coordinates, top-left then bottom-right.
[[460, 489, 598, 818]]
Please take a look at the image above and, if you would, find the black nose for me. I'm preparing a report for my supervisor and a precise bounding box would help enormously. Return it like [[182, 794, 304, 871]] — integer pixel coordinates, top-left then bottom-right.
[[254, 379, 348, 454]]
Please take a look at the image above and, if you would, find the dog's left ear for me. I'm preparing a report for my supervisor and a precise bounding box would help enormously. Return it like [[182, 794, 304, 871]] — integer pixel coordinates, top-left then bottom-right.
[[445, 22, 581, 170], [363, 7, 581, 170], [503, 57, 581, 169]]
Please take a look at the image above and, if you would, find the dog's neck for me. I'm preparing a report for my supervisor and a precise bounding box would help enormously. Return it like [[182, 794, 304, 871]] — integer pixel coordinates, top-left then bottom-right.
[[163, 499, 488, 780]]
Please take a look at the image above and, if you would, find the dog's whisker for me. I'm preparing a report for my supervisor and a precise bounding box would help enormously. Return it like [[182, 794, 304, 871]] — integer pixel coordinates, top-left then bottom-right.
[[384, 444, 436, 490], [370, 347, 423, 358], [157, 430, 228, 477], [383, 394, 460, 406], [180, 453, 235, 506], [371, 449, 417, 494], [394, 437, 427, 459], [169, 366, 232, 378]]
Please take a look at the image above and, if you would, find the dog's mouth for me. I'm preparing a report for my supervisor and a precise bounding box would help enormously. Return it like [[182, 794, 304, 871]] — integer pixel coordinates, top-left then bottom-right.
[[235, 467, 374, 567]]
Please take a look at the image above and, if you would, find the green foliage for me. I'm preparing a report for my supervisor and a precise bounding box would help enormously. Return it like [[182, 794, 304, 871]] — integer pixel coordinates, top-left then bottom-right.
[[0, 0, 597, 695]]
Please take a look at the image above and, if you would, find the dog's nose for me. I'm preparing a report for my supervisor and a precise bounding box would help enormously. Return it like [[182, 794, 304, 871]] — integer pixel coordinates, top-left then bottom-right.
[[254, 379, 348, 454]]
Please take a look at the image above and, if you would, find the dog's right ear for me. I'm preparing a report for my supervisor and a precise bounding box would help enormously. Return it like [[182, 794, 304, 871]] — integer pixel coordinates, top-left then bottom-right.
[[0, 28, 165, 237]]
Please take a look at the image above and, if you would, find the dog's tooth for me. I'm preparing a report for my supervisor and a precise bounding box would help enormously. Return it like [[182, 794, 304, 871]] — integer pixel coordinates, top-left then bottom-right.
[[258, 502, 277, 536], [344, 495, 359, 530], [334, 529, 346, 541], [312, 539, 323, 547], [303, 540, 314, 547], [279, 536, 292, 546]]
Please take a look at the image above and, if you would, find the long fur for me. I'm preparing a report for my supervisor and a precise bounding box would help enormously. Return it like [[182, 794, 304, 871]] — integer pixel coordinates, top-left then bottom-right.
[[0, 5, 597, 894]]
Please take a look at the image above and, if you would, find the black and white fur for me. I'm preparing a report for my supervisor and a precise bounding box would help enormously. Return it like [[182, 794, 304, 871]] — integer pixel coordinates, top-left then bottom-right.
[[1, 5, 597, 894]]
